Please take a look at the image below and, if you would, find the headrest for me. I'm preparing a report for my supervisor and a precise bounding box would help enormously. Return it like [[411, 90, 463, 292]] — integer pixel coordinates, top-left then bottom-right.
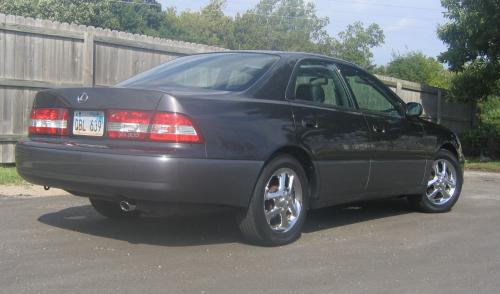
[[296, 84, 325, 103]]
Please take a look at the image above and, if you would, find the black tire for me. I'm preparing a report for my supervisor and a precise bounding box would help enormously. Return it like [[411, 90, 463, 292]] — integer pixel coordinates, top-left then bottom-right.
[[239, 155, 309, 246], [89, 197, 140, 219], [408, 149, 463, 213]]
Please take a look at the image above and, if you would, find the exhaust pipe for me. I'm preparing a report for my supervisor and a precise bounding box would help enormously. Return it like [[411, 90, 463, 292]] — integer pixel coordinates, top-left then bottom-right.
[[119, 200, 136, 212]]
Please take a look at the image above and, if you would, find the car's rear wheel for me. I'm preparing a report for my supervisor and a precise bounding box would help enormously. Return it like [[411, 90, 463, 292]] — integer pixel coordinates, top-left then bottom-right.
[[408, 149, 463, 212], [239, 155, 308, 246], [89, 197, 140, 219]]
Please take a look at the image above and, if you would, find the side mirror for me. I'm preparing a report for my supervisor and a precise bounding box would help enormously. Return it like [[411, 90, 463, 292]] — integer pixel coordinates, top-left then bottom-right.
[[406, 102, 423, 117]]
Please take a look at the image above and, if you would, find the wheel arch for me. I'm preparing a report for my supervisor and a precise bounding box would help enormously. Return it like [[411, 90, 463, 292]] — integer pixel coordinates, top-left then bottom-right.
[[440, 142, 459, 159], [264, 145, 319, 200]]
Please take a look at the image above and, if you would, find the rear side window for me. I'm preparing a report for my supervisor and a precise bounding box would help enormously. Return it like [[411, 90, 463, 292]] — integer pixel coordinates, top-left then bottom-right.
[[292, 60, 354, 109], [118, 53, 280, 92], [337, 64, 404, 116]]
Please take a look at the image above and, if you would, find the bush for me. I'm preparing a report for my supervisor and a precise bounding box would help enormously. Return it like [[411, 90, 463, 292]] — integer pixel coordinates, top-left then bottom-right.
[[460, 96, 500, 159], [460, 129, 500, 159]]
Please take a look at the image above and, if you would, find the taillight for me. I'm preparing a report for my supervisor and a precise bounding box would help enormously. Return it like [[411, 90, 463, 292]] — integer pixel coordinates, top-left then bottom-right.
[[150, 113, 203, 143], [107, 110, 152, 140], [29, 108, 69, 136], [106, 110, 203, 143]]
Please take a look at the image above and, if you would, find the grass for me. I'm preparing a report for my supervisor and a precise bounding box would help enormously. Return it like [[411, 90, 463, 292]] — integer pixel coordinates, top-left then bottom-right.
[[465, 159, 500, 172], [0, 166, 26, 185]]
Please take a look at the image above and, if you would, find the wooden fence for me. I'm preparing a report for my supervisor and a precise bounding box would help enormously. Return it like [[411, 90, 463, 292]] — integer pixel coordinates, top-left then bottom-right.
[[0, 13, 224, 163], [0, 14, 474, 163], [376, 75, 475, 132]]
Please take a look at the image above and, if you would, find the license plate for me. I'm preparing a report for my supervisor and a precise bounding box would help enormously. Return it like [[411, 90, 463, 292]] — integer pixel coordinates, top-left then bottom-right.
[[73, 111, 105, 136]]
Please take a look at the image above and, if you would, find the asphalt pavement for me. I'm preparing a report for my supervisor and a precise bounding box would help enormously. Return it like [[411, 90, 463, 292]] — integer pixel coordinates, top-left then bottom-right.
[[1, 171, 499, 294]]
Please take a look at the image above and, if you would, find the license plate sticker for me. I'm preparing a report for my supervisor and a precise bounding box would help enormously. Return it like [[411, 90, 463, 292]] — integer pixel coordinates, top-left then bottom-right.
[[73, 111, 105, 136]]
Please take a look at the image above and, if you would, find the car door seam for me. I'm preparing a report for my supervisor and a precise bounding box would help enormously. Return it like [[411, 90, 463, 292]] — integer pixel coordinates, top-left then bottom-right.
[[420, 159, 430, 186], [365, 160, 371, 190]]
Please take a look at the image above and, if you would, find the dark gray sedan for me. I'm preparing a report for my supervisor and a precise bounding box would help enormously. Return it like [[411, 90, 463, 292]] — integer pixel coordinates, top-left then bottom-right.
[[16, 51, 464, 245]]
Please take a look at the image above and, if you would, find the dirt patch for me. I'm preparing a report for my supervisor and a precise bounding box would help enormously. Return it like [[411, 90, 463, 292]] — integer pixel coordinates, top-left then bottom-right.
[[465, 170, 500, 179], [465, 167, 500, 173], [0, 185, 69, 198]]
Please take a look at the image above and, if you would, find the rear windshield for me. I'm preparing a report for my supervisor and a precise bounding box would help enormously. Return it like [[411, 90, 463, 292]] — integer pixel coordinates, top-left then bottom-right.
[[117, 53, 280, 91]]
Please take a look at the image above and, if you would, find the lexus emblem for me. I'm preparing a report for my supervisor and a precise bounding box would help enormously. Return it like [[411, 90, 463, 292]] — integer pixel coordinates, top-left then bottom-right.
[[77, 92, 89, 104]]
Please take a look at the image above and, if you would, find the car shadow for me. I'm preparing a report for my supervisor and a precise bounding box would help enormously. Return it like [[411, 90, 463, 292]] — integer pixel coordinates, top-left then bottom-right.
[[303, 197, 413, 233], [38, 198, 413, 247]]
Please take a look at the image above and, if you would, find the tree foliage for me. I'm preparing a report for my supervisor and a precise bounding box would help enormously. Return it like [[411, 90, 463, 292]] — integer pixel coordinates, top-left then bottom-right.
[[438, 0, 500, 157], [0, 0, 385, 69], [447, 61, 500, 102], [330, 22, 384, 70], [377, 51, 452, 88], [0, 0, 172, 36], [438, 0, 500, 70], [232, 0, 331, 52], [438, 0, 500, 101]]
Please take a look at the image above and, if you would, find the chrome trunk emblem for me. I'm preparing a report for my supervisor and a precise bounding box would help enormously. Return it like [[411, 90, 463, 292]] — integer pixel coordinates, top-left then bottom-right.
[[77, 92, 89, 103]]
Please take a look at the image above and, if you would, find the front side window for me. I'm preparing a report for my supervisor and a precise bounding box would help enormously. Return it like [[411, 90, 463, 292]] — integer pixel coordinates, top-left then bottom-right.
[[292, 60, 354, 109], [118, 53, 280, 92], [337, 64, 403, 117]]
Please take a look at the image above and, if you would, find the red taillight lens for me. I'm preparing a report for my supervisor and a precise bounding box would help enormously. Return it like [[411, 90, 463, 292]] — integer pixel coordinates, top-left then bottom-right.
[[150, 113, 203, 143], [107, 110, 153, 140], [29, 108, 69, 136]]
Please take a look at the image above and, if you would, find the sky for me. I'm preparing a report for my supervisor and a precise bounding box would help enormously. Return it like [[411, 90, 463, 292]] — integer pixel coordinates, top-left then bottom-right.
[[160, 0, 448, 65]]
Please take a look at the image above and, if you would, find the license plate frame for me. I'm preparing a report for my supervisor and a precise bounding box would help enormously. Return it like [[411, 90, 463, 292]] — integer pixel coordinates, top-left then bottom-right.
[[72, 110, 105, 137]]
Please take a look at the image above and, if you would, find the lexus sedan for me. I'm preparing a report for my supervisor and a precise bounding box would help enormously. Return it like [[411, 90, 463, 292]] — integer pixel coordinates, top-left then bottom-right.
[[16, 51, 464, 246]]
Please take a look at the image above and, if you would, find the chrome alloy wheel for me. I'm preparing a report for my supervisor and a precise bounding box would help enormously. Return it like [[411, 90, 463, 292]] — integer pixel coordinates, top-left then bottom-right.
[[263, 168, 303, 233], [426, 159, 458, 205]]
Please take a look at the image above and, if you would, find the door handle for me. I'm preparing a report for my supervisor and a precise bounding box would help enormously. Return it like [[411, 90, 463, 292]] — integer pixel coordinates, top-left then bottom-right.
[[301, 119, 319, 129], [372, 125, 386, 134]]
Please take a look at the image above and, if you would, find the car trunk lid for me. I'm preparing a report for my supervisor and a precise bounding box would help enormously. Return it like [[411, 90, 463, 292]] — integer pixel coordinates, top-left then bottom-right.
[[34, 87, 164, 111]]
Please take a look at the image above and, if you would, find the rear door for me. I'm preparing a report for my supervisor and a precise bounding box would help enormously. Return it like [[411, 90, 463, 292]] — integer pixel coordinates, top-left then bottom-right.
[[289, 59, 372, 205], [336, 64, 427, 195]]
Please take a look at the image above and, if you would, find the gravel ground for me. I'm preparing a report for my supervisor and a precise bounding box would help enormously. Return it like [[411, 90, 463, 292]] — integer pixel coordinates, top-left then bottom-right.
[[0, 170, 499, 294]]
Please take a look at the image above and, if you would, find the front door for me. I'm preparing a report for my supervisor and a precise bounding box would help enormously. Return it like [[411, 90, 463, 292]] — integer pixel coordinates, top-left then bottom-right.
[[336, 64, 427, 195]]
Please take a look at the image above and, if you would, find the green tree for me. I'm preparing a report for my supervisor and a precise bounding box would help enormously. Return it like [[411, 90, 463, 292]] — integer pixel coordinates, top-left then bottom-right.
[[438, 0, 500, 101], [447, 61, 499, 102], [0, 0, 170, 37], [0, 0, 386, 68], [378, 51, 452, 88], [231, 0, 330, 52], [330, 22, 384, 70], [231, 1, 384, 68], [438, 0, 500, 157], [176, 0, 235, 47]]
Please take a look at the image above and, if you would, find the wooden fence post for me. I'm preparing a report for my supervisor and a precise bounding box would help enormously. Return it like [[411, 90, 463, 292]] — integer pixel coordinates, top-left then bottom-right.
[[396, 81, 403, 97], [82, 31, 95, 87], [437, 89, 442, 124]]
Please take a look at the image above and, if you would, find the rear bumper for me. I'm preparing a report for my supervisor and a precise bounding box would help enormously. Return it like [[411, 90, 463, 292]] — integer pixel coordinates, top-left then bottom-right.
[[16, 140, 263, 208]]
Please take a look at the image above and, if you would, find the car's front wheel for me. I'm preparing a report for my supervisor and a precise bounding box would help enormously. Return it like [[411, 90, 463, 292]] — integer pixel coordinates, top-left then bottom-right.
[[89, 197, 140, 219], [408, 149, 463, 212], [239, 155, 309, 246]]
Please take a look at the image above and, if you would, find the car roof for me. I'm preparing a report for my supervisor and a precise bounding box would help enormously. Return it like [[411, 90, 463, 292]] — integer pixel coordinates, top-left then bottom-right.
[[209, 50, 361, 68]]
